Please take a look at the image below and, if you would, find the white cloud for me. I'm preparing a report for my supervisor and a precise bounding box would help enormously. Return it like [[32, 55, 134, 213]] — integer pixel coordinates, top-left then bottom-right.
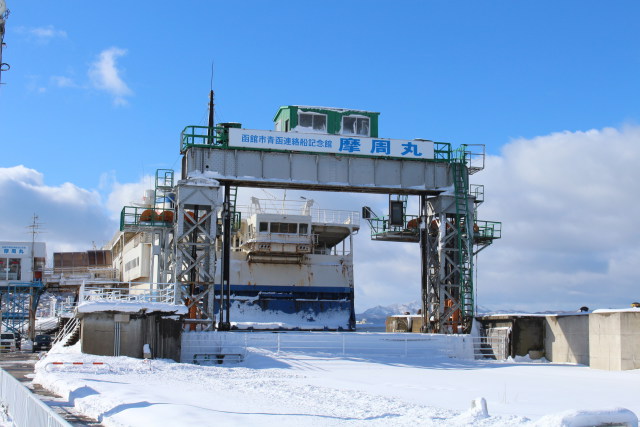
[[105, 175, 154, 220], [88, 47, 132, 106], [29, 25, 67, 40], [50, 75, 77, 88], [0, 166, 116, 261], [476, 125, 640, 312], [16, 25, 67, 43]]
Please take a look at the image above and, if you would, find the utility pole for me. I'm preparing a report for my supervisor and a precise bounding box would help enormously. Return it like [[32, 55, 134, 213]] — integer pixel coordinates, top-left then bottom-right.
[[26, 214, 44, 341]]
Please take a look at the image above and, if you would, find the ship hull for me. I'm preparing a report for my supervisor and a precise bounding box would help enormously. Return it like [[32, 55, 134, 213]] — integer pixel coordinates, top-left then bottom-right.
[[213, 284, 355, 331]]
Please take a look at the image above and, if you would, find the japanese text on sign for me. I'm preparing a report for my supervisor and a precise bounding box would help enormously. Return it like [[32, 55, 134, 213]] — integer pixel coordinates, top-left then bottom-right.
[[229, 129, 434, 160]]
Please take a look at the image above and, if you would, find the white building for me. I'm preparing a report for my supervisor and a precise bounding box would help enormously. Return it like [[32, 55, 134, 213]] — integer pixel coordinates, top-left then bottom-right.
[[0, 241, 46, 283]]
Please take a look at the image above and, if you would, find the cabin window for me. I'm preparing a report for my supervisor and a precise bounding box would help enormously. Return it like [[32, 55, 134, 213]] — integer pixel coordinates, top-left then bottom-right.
[[270, 222, 298, 234], [298, 112, 327, 132], [259, 222, 268, 232], [299, 224, 309, 235], [342, 116, 370, 136]]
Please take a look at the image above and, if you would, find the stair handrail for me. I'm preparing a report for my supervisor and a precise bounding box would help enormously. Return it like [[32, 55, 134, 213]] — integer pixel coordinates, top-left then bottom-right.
[[52, 316, 79, 345]]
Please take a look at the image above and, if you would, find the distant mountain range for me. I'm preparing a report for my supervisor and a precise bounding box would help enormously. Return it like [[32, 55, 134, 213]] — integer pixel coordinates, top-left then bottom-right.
[[355, 302, 557, 325], [356, 301, 421, 325]]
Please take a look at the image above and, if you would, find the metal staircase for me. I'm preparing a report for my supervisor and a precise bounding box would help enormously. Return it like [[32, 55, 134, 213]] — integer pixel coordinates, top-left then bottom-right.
[[53, 317, 80, 347], [451, 156, 475, 320], [229, 186, 242, 231]]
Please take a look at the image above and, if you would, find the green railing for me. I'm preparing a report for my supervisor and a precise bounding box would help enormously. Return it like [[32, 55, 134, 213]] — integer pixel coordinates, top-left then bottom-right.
[[180, 125, 226, 153], [155, 169, 174, 189], [433, 141, 452, 162], [232, 211, 242, 232], [367, 214, 420, 239], [120, 206, 175, 231], [470, 184, 484, 204], [474, 220, 502, 240]]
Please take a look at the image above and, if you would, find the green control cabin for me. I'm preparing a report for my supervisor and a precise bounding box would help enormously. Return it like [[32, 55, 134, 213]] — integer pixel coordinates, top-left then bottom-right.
[[273, 106, 380, 137]]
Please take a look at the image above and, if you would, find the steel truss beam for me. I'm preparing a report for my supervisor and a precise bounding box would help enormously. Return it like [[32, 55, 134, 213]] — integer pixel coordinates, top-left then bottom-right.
[[171, 181, 221, 331], [422, 202, 473, 333]]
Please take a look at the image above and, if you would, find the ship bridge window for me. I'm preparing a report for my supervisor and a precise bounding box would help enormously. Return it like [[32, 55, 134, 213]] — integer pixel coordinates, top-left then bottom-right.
[[342, 116, 370, 136], [270, 222, 298, 234], [298, 112, 327, 132], [299, 223, 308, 235], [259, 222, 268, 232]]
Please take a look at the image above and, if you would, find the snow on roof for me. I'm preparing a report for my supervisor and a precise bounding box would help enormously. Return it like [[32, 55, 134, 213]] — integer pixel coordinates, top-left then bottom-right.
[[77, 301, 187, 315], [181, 172, 220, 187], [592, 307, 640, 314], [284, 105, 379, 114]]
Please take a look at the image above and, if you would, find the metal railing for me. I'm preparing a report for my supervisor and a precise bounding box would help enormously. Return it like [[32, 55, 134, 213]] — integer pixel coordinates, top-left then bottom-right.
[[0, 368, 71, 427], [367, 214, 420, 239], [472, 336, 508, 360], [53, 317, 79, 345], [55, 302, 77, 318], [243, 231, 317, 248], [243, 199, 360, 227], [474, 220, 502, 240], [180, 125, 226, 153], [120, 206, 175, 231], [79, 282, 177, 305], [181, 331, 476, 363], [44, 266, 118, 286], [311, 209, 360, 227], [433, 141, 452, 161]]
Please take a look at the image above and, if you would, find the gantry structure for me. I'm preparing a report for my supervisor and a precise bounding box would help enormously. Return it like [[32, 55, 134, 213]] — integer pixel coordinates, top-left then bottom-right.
[[119, 104, 501, 333]]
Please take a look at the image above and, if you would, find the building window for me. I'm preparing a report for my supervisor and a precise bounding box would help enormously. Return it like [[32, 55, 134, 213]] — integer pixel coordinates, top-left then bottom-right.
[[270, 222, 298, 234], [1, 258, 21, 280], [342, 116, 370, 136], [298, 112, 327, 132], [125, 257, 140, 272]]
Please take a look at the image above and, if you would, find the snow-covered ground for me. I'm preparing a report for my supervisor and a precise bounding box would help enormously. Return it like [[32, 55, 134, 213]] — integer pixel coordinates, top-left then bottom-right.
[[28, 338, 639, 427]]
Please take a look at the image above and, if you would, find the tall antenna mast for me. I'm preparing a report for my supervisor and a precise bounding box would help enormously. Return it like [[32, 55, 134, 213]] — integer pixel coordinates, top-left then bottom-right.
[[26, 214, 44, 279], [207, 62, 215, 139], [0, 1, 10, 85]]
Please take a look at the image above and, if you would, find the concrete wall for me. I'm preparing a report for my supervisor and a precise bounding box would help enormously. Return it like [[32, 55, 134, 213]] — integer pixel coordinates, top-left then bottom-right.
[[620, 312, 640, 370], [81, 312, 182, 361], [589, 311, 640, 371], [480, 311, 640, 370], [545, 314, 589, 365]]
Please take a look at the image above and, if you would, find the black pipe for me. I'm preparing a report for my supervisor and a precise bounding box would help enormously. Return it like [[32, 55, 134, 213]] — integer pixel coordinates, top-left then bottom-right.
[[419, 194, 429, 332], [218, 183, 232, 330]]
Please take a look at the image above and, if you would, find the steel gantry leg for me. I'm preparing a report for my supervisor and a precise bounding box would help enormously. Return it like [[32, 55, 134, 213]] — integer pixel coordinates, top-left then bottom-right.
[[172, 179, 221, 331]]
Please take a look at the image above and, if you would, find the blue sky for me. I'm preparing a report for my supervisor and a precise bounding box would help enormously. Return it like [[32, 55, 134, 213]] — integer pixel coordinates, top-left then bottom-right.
[[2, 1, 640, 312]]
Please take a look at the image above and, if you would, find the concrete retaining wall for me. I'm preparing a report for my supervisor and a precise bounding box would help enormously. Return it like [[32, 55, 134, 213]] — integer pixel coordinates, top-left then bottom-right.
[[479, 311, 640, 370], [589, 311, 640, 371], [545, 315, 589, 365], [80, 312, 182, 361]]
